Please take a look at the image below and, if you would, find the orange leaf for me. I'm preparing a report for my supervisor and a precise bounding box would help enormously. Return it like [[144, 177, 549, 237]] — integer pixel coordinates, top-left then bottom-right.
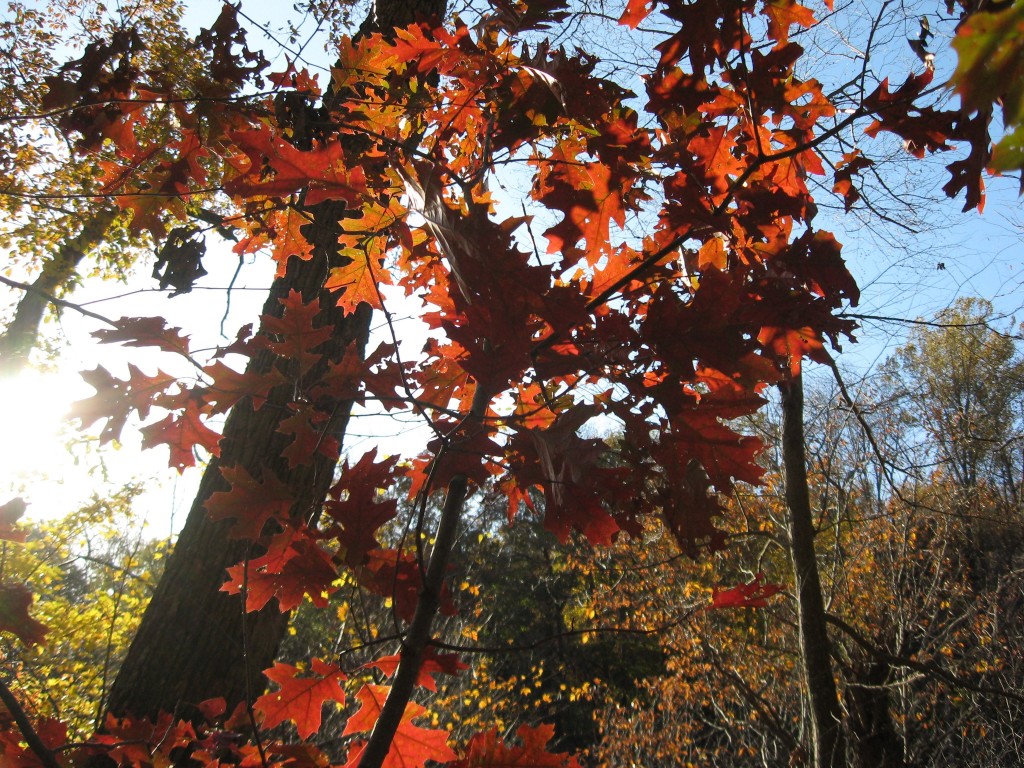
[[235, 206, 315, 278], [762, 0, 817, 49], [226, 128, 367, 205], [455, 724, 581, 768], [619, 0, 653, 28], [255, 659, 346, 739], [757, 325, 831, 375], [325, 249, 391, 312], [343, 684, 457, 768]]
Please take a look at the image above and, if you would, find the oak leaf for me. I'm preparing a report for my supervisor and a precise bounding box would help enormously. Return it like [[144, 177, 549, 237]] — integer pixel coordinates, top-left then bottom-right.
[[365, 649, 468, 692], [455, 724, 580, 768], [325, 250, 389, 312], [203, 360, 287, 414], [92, 316, 192, 357], [71, 365, 179, 445], [762, 0, 816, 49], [260, 290, 334, 374], [619, 0, 653, 29], [343, 684, 457, 768], [222, 528, 338, 611], [0, 583, 47, 645], [324, 450, 399, 568], [205, 466, 294, 540], [226, 128, 367, 206], [711, 573, 784, 609], [140, 399, 222, 471], [234, 205, 316, 277], [254, 659, 346, 739]]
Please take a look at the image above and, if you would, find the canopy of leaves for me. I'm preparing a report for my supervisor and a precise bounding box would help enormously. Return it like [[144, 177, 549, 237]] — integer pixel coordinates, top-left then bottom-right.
[[0, 0, 1012, 767]]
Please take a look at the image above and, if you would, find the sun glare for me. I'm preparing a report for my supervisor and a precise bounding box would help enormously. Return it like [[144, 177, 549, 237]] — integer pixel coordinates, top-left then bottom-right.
[[0, 368, 123, 521]]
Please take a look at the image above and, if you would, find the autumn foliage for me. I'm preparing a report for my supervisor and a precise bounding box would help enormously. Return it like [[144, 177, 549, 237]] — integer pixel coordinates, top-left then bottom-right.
[[0, 0, 1009, 767]]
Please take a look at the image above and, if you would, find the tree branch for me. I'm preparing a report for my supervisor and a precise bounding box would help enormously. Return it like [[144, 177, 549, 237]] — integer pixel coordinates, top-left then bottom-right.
[[356, 381, 491, 768], [0, 275, 118, 328], [0, 678, 63, 768]]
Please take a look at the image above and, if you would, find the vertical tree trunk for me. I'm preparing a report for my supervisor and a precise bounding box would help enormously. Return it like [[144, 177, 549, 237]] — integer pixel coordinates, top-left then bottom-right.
[[105, 244, 371, 721], [845, 659, 904, 768], [781, 375, 847, 768], [105, 0, 446, 722]]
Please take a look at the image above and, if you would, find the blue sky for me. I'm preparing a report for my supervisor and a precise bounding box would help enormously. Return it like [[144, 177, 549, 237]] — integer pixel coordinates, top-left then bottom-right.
[[2, 0, 1021, 530]]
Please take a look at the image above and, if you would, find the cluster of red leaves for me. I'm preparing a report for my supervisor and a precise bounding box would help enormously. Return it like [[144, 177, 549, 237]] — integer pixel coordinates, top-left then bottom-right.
[[1, 0, 994, 766]]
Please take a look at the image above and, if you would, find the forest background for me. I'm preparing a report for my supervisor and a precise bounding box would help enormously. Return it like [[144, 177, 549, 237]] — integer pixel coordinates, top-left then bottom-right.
[[1, 1, 1023, 767]]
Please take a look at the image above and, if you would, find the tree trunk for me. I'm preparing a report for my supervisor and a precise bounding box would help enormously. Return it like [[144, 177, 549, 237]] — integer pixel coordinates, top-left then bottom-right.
[[105, 239, 371, 720], [0, 206, 117, 374], [846, 659, 904, 768], [106, 0, 446, 721], [781, 375, 847, 768]]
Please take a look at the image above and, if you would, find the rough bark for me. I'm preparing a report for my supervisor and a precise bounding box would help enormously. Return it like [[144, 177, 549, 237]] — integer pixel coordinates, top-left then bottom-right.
[[846, 659, 904, 768], [0, 206, 117, 374], [781, 375, 848, 768], [105, 241, 371, 720], [106, 0, 446, 721]]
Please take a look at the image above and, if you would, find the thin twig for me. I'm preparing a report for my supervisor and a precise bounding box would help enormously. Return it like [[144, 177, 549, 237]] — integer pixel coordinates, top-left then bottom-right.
[[826, 614, 1024, 707], [0, 275, 118, 327]]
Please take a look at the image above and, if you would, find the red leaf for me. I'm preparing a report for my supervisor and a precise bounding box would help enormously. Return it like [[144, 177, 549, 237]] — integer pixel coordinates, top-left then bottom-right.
[[0, 583, 47, 645], [140, 399, 222, 471], [343, 684, 457, 768], [711, 573, 784, 609], [324, 450, 399, 568], [365, 649, 468, 692], [226, 127, 367, 205], [205, 466, 294, 540], [455, 724, 581, 768], [360, 549, 430, 623], [260, 290, 334, 374], [254, 659, 346, 739], [278, 406, 340, 469], [197, 697, 227, 722], [222, 528, 338, 612], [71, 365, 180, 445], [92, 316, 191, 357], [203, 360, 287, 414], [619, 0, 653, 28]]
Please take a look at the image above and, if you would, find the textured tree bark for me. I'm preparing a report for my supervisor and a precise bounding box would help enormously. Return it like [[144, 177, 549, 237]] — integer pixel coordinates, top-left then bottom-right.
[[105, 241, 372, 721], [106, 0, 446, 721], [846, 659, 904, 768], [781, 375, 848, 768], [0, 206, 116, 374]]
